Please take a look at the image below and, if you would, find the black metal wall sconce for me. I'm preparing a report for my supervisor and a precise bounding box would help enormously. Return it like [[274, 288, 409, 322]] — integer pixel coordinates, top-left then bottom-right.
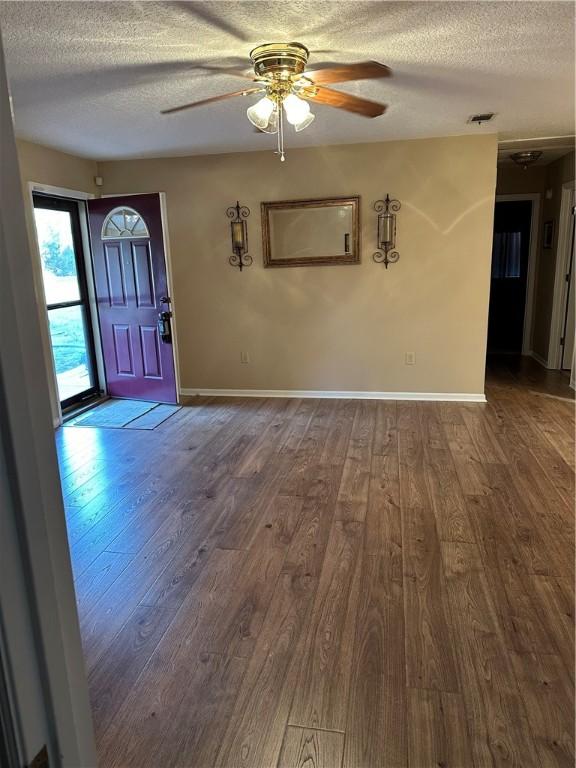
[[373, 194, 401, 268], [226, 201, 252, 271]]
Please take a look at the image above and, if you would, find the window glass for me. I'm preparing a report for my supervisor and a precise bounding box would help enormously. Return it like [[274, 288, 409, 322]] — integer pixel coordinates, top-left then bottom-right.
[[102, 207, 149, 239], [34, 208, 81, 304], [491, 231, 522, 279], [47, 305, 92, 402]]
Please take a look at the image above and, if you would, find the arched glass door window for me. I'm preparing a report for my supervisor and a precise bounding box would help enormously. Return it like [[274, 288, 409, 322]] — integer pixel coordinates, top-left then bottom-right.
[[101, 207, 150, 240]]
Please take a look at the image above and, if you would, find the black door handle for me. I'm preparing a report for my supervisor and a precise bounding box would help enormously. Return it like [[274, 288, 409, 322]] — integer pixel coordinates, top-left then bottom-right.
[[158, 311, 172, 343]]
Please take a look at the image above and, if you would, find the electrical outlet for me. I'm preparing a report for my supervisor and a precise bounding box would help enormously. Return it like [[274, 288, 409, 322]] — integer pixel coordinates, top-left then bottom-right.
[[405, 352, 416, 365], [240, 351, 250, 364]]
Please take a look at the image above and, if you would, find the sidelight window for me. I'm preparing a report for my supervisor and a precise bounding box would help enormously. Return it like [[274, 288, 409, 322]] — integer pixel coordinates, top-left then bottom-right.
[[33, 194, 99, 408]]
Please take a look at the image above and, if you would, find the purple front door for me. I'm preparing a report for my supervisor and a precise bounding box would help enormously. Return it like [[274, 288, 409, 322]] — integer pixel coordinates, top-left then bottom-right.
[[88, 193, 177, 403]]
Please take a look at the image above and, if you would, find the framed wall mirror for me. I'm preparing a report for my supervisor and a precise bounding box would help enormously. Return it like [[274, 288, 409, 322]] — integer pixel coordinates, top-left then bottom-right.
[[261, 196, 360, 267]]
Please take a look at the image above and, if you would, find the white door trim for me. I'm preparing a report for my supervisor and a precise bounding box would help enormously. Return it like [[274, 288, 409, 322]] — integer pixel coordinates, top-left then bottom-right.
[[28, 182, 95, 201], [26, 183, 97, 426], [548, 181, 576, 369], [495, 193, 541, 355], [159, 192, 182, 402]]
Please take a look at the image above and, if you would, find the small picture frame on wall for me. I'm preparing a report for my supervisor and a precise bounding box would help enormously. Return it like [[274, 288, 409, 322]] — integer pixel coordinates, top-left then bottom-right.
[[543, 220, 554, 249]]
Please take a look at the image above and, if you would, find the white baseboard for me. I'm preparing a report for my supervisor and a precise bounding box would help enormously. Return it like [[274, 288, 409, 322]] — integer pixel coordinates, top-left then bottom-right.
[[180, 388, 487, 403], [526, 350, 552, 369]]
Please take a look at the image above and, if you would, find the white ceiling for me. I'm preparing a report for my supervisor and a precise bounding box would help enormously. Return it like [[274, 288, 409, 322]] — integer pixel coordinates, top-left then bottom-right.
[[0, 1, 574, 160]]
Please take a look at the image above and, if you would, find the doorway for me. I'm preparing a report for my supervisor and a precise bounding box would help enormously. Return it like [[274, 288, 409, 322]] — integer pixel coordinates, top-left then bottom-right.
[[33, 193, 100, 409], [32, 190, 179, 416], [87, 193, 178, 404], [560, 191, 575, 372], [487, 199, 534, 355]]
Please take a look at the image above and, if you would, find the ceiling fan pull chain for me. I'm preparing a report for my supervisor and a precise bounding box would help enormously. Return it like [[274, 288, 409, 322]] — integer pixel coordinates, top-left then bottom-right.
[[279, 101, 285, 162], [277, 102, 281, 156]]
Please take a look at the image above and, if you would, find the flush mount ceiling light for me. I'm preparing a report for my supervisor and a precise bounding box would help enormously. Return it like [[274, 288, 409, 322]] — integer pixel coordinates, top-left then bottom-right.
[[162, 42, 391, 161], [510, 150, 543, 169]]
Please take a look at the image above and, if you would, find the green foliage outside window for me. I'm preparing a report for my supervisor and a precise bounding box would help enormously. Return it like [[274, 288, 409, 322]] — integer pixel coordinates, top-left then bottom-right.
[[41, 226, 76, 276]]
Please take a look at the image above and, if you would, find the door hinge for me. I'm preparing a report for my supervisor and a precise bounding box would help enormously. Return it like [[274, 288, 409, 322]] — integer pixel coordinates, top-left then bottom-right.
[[28, 745, 49, 768]]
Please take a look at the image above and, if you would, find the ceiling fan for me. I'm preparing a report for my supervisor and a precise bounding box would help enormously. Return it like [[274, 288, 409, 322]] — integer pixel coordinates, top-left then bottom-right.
[[161, 42, 391, 161]]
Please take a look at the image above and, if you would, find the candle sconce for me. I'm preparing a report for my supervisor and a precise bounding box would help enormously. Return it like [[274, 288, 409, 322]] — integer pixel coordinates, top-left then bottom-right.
[[226, 201, 252, 271], [373, 194, 401, 268]]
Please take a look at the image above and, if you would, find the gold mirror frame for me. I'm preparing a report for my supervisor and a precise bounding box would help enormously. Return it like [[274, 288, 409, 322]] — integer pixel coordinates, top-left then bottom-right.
[[261, 196, 360, 268]]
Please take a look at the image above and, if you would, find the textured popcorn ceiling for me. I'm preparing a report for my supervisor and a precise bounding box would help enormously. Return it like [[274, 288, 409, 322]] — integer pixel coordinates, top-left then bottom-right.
[[0, 0, 574, 159]]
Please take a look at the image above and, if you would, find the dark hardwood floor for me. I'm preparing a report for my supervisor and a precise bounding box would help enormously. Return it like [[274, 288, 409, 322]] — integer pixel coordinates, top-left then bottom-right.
[[56, 358, 575, 768]]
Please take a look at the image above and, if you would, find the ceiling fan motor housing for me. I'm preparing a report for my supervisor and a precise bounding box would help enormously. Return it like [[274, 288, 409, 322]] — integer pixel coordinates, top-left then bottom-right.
[[250, 42, 310, 79]]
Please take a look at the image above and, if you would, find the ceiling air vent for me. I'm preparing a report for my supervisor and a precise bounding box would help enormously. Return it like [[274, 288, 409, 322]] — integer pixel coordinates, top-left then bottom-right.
[[468, 113, 496, 125]]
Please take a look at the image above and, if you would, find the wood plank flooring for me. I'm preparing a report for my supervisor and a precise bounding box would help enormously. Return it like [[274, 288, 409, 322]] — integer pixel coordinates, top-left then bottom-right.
[[55, 357, 575, 768]]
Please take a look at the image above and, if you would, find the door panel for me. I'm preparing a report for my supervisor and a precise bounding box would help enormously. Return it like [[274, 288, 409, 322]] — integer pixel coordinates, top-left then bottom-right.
[[103, 243, 127, 306], [131, 242, 155, 307], [140, 326, 162, 378], [112, 324, 135, 376], [88, 194, 177, 403]]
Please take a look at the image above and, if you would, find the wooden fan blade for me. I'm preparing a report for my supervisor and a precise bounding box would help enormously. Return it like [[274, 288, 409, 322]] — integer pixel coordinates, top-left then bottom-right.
[[305, 61, 391, 85], [303, 86, 387, 117], [161, 87, 264, 115]]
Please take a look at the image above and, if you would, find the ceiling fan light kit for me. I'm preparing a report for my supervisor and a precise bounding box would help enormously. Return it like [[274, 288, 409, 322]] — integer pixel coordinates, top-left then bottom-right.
[[162, 41, 391, 162], [246, 43, 317, 161]]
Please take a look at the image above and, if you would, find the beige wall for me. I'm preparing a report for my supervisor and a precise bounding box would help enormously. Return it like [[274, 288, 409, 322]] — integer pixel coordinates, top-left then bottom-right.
[[98, 134, 497, 395], [17, 139, 98, 196], [16, 140, 98, 423], [496, 164, 546, 196], [496, 151, 575, 361]]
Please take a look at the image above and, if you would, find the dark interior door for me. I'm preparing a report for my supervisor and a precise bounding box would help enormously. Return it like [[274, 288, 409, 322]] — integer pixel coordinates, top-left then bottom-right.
[[487, 200, 532, 354], [88, 194, 177, 403]]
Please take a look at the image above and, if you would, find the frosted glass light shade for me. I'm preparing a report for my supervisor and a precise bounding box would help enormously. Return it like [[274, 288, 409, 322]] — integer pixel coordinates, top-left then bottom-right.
[[247, 97, 275, 129], [294, 112, 315, 132], [283, 93, 310, 125], [258, 107, 279, 134]]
